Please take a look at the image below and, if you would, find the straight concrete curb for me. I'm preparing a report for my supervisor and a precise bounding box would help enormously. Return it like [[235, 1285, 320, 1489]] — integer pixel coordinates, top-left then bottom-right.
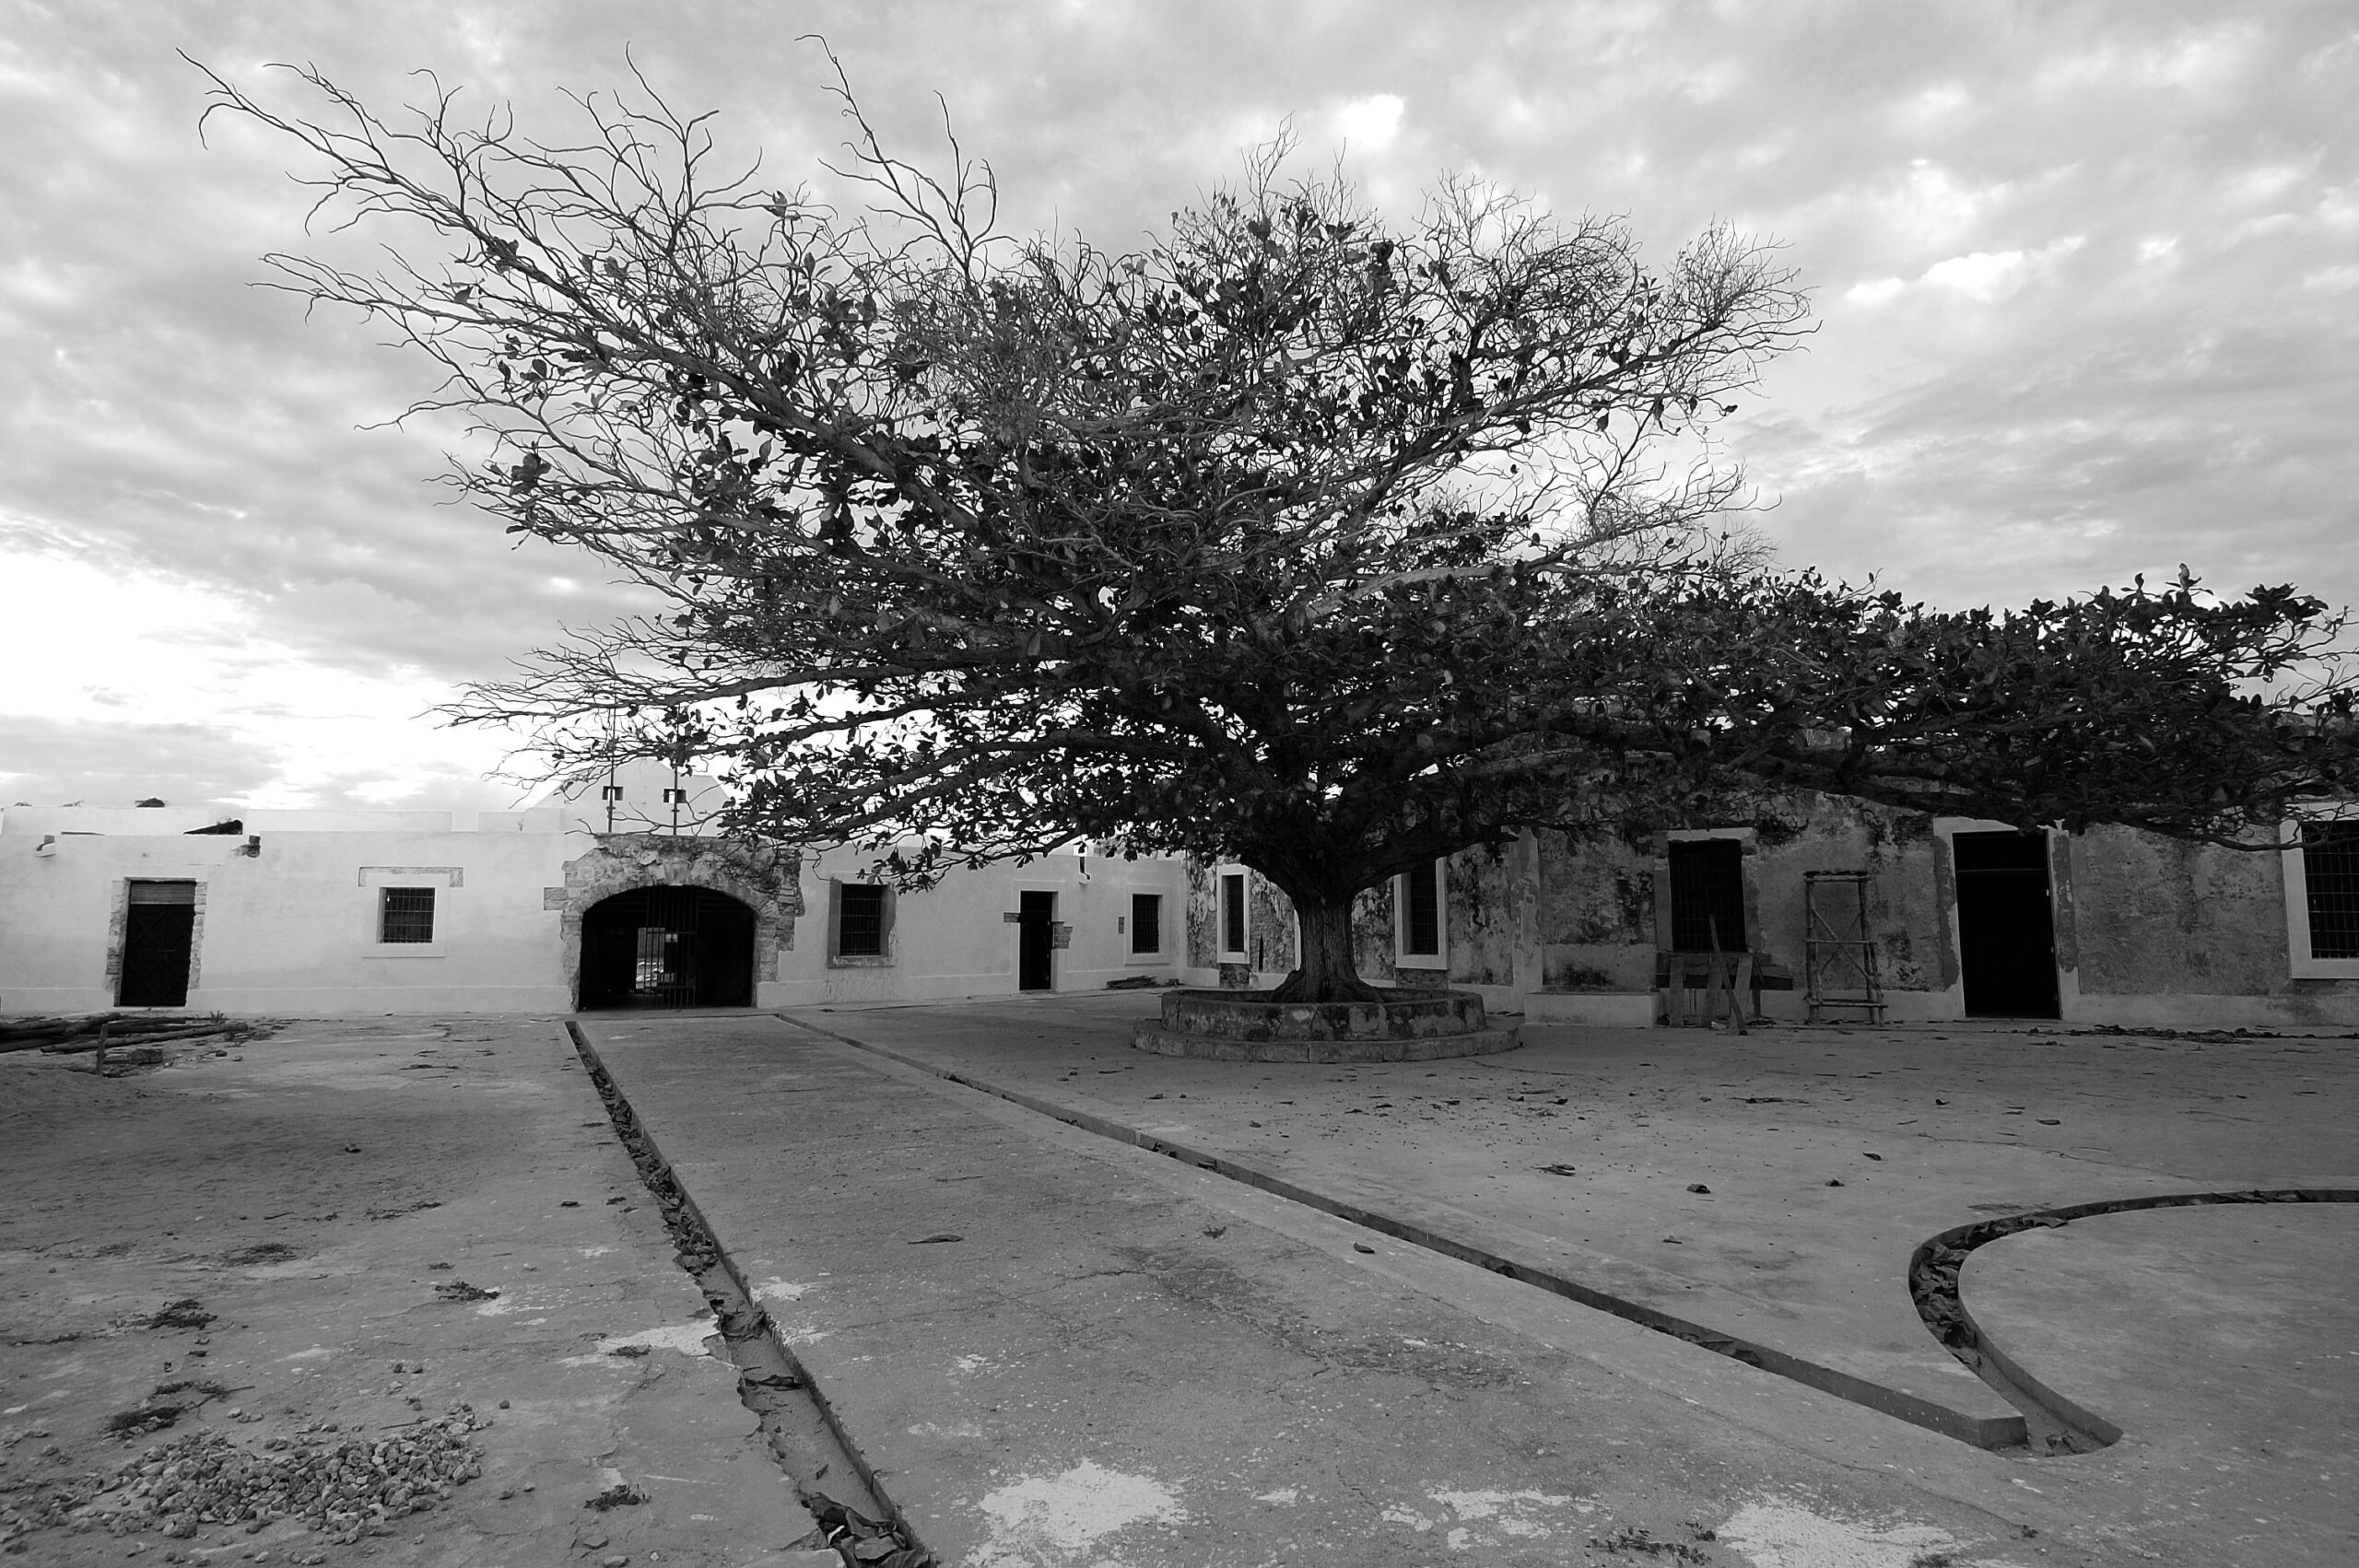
[[780, 1011, 2028, 1450]]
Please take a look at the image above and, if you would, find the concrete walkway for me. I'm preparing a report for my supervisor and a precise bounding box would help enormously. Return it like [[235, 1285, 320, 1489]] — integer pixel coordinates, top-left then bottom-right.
[[0, 1017, 822, 1568], [581, 1001, 2359, 1567]]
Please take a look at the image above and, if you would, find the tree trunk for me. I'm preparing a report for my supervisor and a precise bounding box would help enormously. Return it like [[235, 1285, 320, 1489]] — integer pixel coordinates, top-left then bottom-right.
[[1270, 891, 1381, 1003]]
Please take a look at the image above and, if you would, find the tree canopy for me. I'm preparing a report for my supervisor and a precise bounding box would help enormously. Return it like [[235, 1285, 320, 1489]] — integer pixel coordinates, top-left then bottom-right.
[[206, 59, 2357, 1000]]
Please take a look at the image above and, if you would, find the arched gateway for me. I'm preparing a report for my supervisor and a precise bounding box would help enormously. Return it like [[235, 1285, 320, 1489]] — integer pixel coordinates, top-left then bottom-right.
[[557, 835, 800, 1011], [578, 885, 757, 1009]]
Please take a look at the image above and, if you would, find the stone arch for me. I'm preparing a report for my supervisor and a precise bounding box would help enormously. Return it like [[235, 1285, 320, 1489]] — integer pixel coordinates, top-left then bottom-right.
[[558, 836, 802, 1009]]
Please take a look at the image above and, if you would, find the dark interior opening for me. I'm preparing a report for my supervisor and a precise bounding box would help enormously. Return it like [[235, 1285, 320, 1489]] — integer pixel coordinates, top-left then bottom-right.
[[1668, 838, 1747, 952], [1018, 889, 1056, 991], [119, 880, 197, 1007], [580, 885, 757, 1010], [1953, 831, 2060, 1018]]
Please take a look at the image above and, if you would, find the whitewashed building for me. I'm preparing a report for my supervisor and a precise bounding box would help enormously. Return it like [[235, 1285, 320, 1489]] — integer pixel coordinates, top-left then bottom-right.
[[0, 762, 1190, 1015]]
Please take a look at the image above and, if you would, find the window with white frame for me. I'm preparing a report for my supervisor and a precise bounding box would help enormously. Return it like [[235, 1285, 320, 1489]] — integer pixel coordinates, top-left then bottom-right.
[[1395, 859, 1445, 965], [1131, 893, 1164, 955], [2285, 813, 2359, 977], [1215, 868, 1250, 963]]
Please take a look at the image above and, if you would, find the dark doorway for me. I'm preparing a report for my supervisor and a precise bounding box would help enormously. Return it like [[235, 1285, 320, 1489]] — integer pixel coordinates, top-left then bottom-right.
[[1667, 838, 1747, 952], [1953, 831, 2060, 1018], [119, 881, 197, 1007], [1017, 890, 1056, 991], [579, 885, 757, 1010]]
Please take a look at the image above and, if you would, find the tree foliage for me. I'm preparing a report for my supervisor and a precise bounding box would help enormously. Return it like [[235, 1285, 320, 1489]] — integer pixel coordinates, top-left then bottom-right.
[[204, 58, 2356, 1000]]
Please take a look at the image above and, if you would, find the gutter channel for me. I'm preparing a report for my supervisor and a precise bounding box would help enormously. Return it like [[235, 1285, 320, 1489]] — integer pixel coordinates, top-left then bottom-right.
[[567, 1022, 935, 1568]]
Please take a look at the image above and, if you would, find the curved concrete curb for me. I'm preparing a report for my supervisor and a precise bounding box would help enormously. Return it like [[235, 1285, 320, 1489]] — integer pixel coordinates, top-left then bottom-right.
[[1908, 1187, 2359, 1453], [1131, 1019, 1523, 1060]]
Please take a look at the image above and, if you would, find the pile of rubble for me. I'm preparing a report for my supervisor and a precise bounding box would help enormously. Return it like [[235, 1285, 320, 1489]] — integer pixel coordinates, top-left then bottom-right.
[[94, 1407, 487, 1548]]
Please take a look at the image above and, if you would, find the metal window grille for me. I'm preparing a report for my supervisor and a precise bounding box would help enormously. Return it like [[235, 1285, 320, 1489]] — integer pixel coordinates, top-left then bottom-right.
[[2302, 823, 2359, 960], [838, 883, 886, 956], [1402, 861, 1441, 955], [1221, 873, 1247, 954], [1132, 894, 1162, 954], [1668, 839, 1747, 952], [380, 887, 436, 943]]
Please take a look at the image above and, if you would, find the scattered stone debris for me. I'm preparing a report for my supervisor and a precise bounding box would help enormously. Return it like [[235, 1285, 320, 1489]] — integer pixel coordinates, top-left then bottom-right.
[[82, 1406, 488, 1547], [584, 1481, 648, 1510], [220, 1242, 300, 1268], [1588, 1524, 1711, 1562], [1536, 1164, 1579, 1176], [144, 1299, 216, 1331], [430, 1281, 499, 1304], [803, 1490, 934, 1568], [907, 1233, 962, 1246]]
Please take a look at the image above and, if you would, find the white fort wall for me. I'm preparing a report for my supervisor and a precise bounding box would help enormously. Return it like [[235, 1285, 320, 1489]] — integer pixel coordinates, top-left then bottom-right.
[[0, 782, 1190, 1014], [777, 846, 1190, 1007]]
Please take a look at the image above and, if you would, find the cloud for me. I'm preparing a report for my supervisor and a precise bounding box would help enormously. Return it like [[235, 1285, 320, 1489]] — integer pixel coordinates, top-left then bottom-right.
[[1, 0, 2355, 813], [0, 715, 279, 810], [1333, 93, 1405, 152]]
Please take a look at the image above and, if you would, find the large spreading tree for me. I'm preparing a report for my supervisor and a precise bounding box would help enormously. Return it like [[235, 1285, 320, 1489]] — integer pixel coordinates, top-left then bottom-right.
[[208, 61, 2356, 1000]]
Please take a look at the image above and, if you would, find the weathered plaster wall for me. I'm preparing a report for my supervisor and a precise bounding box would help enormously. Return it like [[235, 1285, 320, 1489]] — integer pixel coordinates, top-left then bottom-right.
[[1180, 850, 1516, 991], [1443, 847, 1518, 988], [2065, 826, 2293, 995], [1747, 795, 1951, 997], [1534, 829, 1655, 990], [1528, 794, 1953, 1012]]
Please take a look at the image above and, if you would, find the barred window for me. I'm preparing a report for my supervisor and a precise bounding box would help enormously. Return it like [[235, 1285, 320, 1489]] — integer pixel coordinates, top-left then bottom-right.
[[2300, 822, 2359, 961], [837, 883, 886, 956], [380, 887, 436, 943], [1132, 894, 1163, 954]]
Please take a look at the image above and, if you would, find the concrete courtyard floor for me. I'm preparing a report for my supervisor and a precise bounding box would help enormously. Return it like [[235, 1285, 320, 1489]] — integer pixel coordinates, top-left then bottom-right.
[[578, 997, 2357, 1568], [5, 1000, 2350, 1568]]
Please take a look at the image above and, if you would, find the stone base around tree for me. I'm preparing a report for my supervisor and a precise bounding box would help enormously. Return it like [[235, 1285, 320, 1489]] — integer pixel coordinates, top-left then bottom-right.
[[1130, 1018, 1522, 1061], [1130, 986, 1520, 1061]]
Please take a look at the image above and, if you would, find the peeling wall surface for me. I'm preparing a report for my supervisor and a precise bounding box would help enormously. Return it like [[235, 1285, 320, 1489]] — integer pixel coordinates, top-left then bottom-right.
[[2067, 825, 2296, 995], [1183, 789, 2359, 1026]]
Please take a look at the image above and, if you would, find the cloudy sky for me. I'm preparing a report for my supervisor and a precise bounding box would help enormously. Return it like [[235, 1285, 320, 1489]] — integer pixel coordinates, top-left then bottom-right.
[[4, 1, 2353, 812]]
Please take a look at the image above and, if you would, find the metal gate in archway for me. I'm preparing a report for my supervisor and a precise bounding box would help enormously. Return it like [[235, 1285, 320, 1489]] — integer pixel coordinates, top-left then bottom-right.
[[578, 885, 757, 1010]]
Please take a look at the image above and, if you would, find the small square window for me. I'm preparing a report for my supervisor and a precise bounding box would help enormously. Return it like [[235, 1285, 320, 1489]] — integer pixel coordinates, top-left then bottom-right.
[[380, 887, 436, 943], [837, 883, 886, 957], [1132, 894, 1163, 955]]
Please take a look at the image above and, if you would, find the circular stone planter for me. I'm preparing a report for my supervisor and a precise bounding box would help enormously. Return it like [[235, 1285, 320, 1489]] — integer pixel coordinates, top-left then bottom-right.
[[1131, 987, 1521, 1062]]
